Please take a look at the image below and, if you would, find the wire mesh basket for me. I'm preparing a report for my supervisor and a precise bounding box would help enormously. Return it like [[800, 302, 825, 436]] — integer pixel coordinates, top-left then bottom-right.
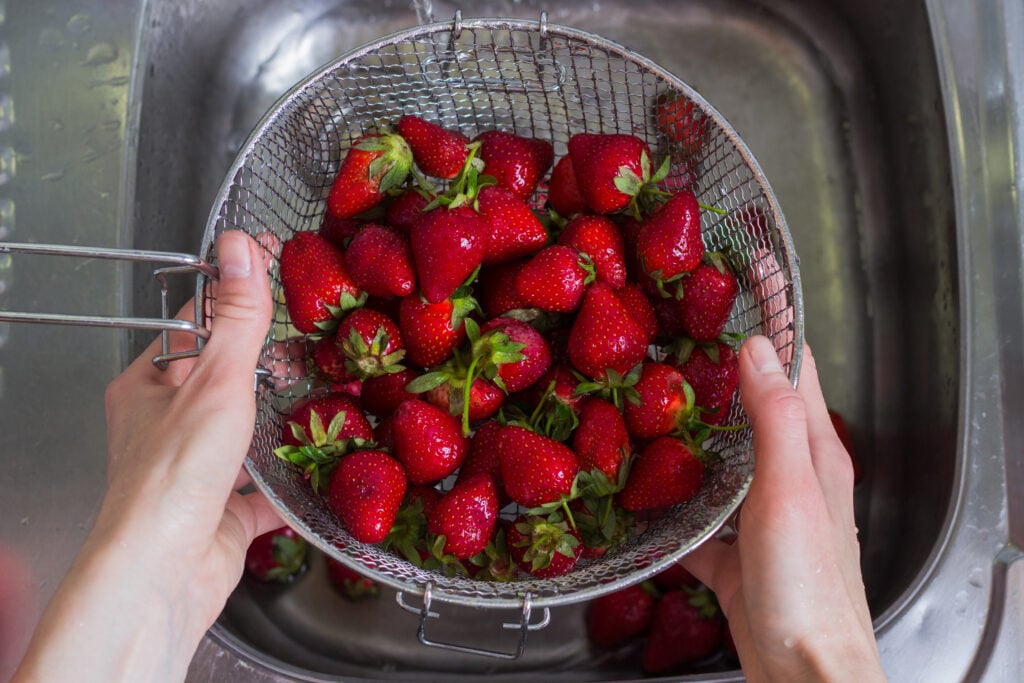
[[196, 10, 802, 634]]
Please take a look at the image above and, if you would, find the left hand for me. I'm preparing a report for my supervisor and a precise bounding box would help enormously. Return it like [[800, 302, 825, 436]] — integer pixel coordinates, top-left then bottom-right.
[[14, 230, 283, 682]]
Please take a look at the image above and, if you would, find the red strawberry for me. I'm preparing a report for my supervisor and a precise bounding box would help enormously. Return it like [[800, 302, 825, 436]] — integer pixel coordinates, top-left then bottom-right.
[[515, 244, 594, 313], [635, 190, 704, 290], [327, 133, 413, 219], [497, 425, 579, 507], [397, 115, 470, 179], [574, 397, 631, 482], [476, 185, 548, 265], [474, 130, 554, 201], [397, 291, 475, 368], [275, 393, 374, 491], [343, 224, 416, 298], [547, 154, 587, 218], [423, 376, 505, 423], [326, 449, 407, 544], [651, 561, 701, 592], [623, 362, 690, 439], [334, 307, 406, 380], [522, 363, 585, 442], [674, 341, 740, 426], [619, 436, 704, 511], [455, 420, 506, 496], [567, 282, 649, 381], [427, 473, 499, 559], [675, 254, 739, 342], [410, 205, 487, 304], [479, 317, 552, 393], [309, 332, 354, 384], [477, 259, 529, 317], [587, 584, 656, 648], [244, 526, 307, 582], [654, 91, 711, 158], [642, 588, 723, 673], [567, 132, 654, 215], [385, 189, 431, 233], [360, 367, 421, 418], [557, 215, 627, 289], [278, 231, 365, 334], [319, 213, 362, 247], [382, 399, 469, 484], [615, 281, 658, 343], [507, 513, 582, 578], [325, 558, 380, 600]]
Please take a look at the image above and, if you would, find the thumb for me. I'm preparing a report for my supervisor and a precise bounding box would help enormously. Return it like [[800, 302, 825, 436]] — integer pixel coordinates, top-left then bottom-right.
[[189, 230, 273, 388]]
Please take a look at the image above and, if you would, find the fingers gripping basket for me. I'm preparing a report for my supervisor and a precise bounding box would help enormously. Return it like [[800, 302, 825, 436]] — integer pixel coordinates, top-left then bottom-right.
[[204, 12, 803, 654]]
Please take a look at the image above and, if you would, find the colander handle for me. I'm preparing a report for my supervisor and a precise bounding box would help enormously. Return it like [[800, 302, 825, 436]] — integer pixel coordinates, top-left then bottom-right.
[[396, 584, 551, 660], [0, 242, 217, 369]]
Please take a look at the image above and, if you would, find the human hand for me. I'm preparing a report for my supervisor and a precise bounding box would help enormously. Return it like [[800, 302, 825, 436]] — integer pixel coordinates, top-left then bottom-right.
[[681, 336, 886, 682], [14, 230, 283, 682]]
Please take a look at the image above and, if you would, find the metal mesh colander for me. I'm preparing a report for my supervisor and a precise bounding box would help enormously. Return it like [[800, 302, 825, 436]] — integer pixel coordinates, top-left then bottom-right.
[[197, 14, 803, 612]]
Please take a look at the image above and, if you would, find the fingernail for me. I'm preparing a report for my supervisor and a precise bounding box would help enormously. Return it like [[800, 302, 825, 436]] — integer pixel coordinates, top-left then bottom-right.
[[218, 232, 251, 280], [748, 336, 784, 374]]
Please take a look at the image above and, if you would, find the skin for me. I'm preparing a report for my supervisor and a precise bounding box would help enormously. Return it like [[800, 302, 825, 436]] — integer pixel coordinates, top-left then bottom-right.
[[681, 336, 887, 682], [11, 231, 884, 681]]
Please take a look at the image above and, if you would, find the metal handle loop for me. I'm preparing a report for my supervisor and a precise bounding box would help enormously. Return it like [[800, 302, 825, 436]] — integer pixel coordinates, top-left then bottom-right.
[[395, 583, 550, 660]]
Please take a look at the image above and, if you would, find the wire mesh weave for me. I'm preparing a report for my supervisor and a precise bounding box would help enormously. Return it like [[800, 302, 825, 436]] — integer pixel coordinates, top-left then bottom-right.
[[197, 16, 802, 609]]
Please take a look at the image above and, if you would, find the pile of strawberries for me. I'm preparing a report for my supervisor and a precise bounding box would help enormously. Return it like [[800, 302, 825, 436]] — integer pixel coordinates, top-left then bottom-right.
[[273, 100, 748, 582]]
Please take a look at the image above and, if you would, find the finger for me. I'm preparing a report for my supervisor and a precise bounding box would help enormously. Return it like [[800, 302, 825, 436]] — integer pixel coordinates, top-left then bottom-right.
[[225, 489, 285, 543], [117, 298, 205, 388], [680, 537, 739, 605], [739, 336, 817, 492], [796, 344, 856, 528]]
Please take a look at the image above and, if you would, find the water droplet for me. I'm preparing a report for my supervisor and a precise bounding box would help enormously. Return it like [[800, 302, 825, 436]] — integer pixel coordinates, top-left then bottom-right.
[[783, 636, 795, 649], [66, 13, 92, 35], [81, 41, 118, 67], [40, 169, 65, 182]]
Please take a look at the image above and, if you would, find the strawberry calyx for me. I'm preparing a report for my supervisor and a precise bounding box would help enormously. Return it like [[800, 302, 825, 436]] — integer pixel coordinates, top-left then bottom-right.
[[264, 533, 308, 582], [510, 511, 581, 575], [312, 290, 369, 337], [683, 584, 722, 620], [382, 495, 433, 566], [355, 132, 415, 195], [340, 324, 407, 380], [466, 527, 515, 582], [420, 141, 497, 212], [574, 363, 643, 411], [526, 376, 581, 442], [273, 410, 376, 492]]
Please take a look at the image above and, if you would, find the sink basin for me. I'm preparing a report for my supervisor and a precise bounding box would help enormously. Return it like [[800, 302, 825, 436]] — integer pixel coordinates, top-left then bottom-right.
[[125, 0, 959, 679]]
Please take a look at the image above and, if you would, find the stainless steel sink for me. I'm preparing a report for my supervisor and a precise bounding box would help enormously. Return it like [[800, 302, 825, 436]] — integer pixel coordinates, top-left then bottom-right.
[[1, 0, 1021, 681]]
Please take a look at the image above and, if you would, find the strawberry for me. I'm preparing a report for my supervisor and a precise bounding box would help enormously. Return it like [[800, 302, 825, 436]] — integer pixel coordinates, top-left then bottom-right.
[[654, 91, 710, 158], [427, 473, 499, 559], [326, 449, 407, 544], [334, 307, 406, 380], [278, 231, 366, 334], [547, 154, 587, 219], [557, 214, 627, 289], [474, 130, 554, 201], [397, 115, 470, 179], [651, 561, 701, 592], [455, 420, 506, 497], [566, 132, 656, 215], [410, 205, 487, 304], [567, 282, 649, 381], [382, 485, 441, 565], [674, 253, 739, 342], [642, 588, 723, 673], [574, 397, 631, 482], [360, 367, 421, 418], [423, 376, 505, 423], [497, 425, 579, 507], [587, 584, 656, 648], [477, 259, 529, 317], [397, 290, 476, 368], [515, 244, 594, 313], [507, 512, 582, 578], [385, 189, 431, 233], [325, 558, 380, 600], [309, 332, 354, 384], [476, 185, 548, 265], [381, 399, 469, 484], [327, 133, 413, 219], [318, 213, 362, 247], [244, 526, 307, 583], [343, 224, 416, 298], [479, 317, 552, 393], [615, 281, 658, 343], [635, 190, 704, 291], [275, 393, 374, 491], [522, 364, 584, 442], [619, 436, 704, 511], [674, 341, 739, 426], [623, 362, 690, 439]]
